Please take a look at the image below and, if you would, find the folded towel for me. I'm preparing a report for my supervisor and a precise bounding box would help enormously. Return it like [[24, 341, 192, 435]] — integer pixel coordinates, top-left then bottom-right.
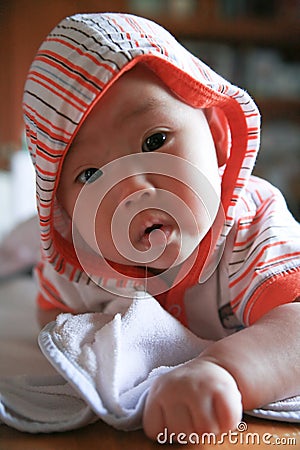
[[0, 292, 299, 433], [0, 374, 98, 433], [250, 397, 300, 423], [38, 292, 212, 430]]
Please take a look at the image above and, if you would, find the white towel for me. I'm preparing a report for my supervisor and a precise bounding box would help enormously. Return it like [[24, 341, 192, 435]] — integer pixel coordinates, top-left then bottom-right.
[[39, 292, 211, 431], [0, 292, 299, 433], [0, 375, 98, 432]]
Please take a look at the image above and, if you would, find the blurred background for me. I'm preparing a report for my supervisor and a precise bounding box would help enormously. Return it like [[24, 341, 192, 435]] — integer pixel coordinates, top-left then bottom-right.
[[0, 0, 299, 241]]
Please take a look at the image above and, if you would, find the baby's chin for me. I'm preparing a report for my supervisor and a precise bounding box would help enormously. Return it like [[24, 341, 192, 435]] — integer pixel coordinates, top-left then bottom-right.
[[90, 227, 201, 271], [117, 241, 199, 272]]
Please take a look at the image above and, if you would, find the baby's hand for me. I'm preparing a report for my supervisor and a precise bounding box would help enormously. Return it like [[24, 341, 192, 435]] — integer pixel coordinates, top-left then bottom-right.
[[143, 358, 242, 440]]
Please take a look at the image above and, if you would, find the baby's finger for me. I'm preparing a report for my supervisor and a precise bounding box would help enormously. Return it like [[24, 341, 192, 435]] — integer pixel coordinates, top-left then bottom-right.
[[164, 402, 196, 436], [143, 395, 165, 440]]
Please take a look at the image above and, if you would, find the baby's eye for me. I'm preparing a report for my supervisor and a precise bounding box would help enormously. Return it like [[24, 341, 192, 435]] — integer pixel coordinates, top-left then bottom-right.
[[142, 132, 167, 152], [77, 168, 103, 184]]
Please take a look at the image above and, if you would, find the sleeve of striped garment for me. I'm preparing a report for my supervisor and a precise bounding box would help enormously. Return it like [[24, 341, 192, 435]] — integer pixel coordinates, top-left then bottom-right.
[[33, 259, 134, 316], [227, 176, 300, 327]]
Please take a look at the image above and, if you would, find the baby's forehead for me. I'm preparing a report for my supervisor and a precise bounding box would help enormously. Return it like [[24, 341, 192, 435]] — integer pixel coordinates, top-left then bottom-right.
[[98, 64, 179, 108], [67, 63, 209, 161], [79, 65, 190, 126]]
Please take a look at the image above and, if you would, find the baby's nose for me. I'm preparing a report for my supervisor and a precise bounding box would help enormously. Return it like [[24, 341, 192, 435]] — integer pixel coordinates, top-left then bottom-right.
[[119, 175, 156, 208]]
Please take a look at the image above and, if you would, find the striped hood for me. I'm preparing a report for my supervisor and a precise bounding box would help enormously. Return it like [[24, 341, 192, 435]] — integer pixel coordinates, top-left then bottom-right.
[[23, 12, 260, 292]]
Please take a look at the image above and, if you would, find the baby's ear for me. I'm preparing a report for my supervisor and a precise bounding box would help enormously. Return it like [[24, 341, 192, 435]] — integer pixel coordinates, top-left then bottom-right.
[[205, 107, 230, 167]]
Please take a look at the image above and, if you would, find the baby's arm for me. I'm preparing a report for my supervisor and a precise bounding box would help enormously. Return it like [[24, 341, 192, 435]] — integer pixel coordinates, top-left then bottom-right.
[[143, 302, 300, 439]]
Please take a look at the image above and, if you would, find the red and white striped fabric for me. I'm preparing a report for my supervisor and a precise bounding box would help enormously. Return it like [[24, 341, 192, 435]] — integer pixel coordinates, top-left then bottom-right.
[[23, 12, 299, 332]]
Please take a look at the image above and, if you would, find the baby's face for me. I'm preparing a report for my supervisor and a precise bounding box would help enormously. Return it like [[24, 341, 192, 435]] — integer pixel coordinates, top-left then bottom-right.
[[57, 65, 221, 270]]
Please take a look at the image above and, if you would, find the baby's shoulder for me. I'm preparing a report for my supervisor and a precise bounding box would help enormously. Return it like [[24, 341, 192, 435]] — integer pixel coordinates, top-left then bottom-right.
[[243, 175, 287, 211]]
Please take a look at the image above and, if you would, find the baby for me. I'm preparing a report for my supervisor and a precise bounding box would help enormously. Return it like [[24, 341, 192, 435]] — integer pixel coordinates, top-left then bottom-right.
[[23, 12, 300, 439]]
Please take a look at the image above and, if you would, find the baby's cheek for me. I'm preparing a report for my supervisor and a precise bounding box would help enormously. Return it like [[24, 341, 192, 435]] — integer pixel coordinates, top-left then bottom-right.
[[182, 192, 214, 235]]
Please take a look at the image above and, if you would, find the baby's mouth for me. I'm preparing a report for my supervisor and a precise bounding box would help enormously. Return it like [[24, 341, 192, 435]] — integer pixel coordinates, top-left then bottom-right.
[[129, 210, 175, 251], [138, 222, 173, 250], [144, 223, 163, 235]]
